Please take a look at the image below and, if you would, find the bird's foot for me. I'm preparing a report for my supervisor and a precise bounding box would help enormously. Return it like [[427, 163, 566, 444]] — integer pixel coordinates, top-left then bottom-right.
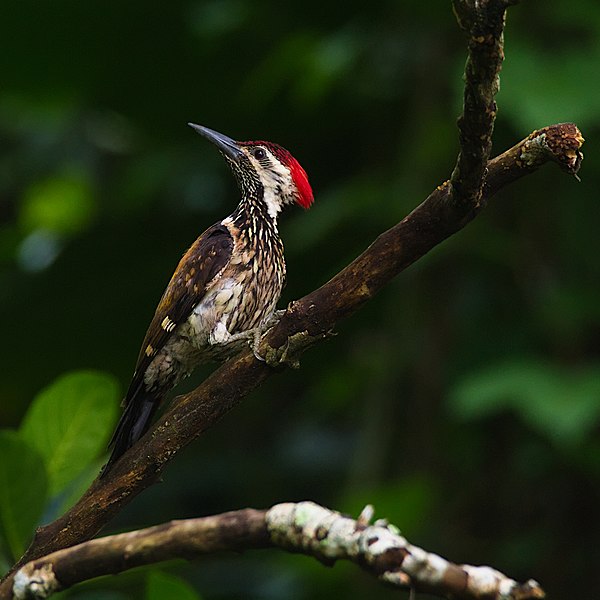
[[225, 324, 279, 363], [260, 330, 318, 369], [239, 310, 288, 364], [224, 327, 265, 361], [263, 309, 286, 329], [229, 310, 323, 369]]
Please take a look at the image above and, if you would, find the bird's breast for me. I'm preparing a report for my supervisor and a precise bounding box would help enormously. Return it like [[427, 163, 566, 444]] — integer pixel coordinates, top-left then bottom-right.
[[187, 257, 283, 346]]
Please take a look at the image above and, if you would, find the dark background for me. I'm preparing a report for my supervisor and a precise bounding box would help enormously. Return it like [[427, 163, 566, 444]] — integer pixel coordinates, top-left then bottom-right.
[[1, 1, 599, 598]]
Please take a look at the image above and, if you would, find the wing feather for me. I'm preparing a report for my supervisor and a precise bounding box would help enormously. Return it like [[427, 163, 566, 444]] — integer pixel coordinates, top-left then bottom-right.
[[124, 223, 233, 404]]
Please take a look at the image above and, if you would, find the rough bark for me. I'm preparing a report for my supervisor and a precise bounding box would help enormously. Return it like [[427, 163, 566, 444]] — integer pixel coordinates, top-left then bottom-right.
[[12, 503, 545, 600]]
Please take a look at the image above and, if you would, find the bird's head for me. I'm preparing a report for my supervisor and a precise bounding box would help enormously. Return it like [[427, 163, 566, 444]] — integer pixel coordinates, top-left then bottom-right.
[[189, 123, 313, 217]]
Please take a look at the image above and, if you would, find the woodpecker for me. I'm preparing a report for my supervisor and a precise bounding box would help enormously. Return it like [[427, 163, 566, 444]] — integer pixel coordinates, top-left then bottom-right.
[[102, 124, 313, 475]]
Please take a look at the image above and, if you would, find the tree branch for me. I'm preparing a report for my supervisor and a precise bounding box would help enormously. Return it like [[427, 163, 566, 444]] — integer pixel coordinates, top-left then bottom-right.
[[12, 502, 545, 600], [451, 0, 512, 206], [0, 0, 585, 595]]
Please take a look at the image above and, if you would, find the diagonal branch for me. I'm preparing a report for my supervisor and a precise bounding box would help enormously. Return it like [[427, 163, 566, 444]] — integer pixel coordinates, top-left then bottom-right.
[[12, 502, 545, 600]]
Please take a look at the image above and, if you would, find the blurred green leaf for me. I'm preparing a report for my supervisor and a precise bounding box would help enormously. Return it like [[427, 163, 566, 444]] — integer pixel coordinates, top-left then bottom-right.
[[450, 361, 600, 448], [294, 29, 361, 106], [146, 570, 202, 600], [499, 41, 600, 130], [341, 476, 436, 537], [0, 554, 9, 579], [56, 459, 107, 517], [0, 430, 48, 560], [190, 0, 250, 41], [20, 171, 96, 235], [20, 371, 120, 496]]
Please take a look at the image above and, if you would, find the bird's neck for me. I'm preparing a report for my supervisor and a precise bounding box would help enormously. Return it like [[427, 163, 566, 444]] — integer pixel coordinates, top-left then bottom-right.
[[231, 187, 280, 236]]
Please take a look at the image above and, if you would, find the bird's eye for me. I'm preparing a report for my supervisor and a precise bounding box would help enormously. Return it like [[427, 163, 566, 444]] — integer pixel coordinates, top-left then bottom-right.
[[253, 148, 266, 160]]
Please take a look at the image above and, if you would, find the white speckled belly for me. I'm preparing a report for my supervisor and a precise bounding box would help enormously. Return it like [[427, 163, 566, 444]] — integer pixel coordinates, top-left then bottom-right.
[[187, 277, 244, 344], [143, 263, 282, 393]]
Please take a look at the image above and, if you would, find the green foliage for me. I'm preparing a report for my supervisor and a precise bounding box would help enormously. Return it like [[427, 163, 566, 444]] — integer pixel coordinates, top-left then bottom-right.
[[0, 371, 118, 567], [146, 570, 202, 600], [450, 360, 600, 449], [341, 475, 436, 538], [20, 371, 120, 495], [499, 41, 600, 131], [0, 431, 47, 560], [20, 171, 96, 236], [57, 460, 107, 516]]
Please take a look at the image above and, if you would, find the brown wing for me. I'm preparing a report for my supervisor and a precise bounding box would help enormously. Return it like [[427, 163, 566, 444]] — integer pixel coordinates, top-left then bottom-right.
[[124, 223, 233, 404]]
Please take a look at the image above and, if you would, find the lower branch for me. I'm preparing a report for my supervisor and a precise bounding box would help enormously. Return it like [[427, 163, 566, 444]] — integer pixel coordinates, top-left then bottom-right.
[[12, 502, 544, 600]]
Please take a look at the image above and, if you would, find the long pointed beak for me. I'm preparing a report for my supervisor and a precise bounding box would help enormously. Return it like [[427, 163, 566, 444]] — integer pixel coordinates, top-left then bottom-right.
[[188, 123, 244, 161]]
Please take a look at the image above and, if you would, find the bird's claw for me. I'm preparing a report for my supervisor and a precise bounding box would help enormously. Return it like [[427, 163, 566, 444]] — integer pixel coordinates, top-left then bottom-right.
[[261, 337, 300, 369], [263, 309, 286, 329], [250, 328, 267, 362], [262, 329, 319, 369], [247, 310, 287, 363]]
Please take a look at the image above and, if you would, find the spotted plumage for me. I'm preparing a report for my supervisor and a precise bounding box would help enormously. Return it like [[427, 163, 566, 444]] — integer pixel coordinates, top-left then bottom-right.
[[102, 124, 313, 475]]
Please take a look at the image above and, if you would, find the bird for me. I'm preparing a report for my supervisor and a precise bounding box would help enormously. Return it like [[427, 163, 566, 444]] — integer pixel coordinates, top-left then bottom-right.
[[102, 124, 313, 476]]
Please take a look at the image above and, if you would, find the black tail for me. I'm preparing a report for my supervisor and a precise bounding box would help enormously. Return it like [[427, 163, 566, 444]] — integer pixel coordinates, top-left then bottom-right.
[[101, 388, 159, 477]]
